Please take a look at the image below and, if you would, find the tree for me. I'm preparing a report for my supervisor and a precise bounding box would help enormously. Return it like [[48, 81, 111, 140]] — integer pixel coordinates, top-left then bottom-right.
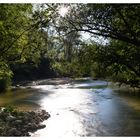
[[0, 4, 57, 90], [51, 4, 140, 87], [0, 4, 33, 91], [61, 4, 140, 47]]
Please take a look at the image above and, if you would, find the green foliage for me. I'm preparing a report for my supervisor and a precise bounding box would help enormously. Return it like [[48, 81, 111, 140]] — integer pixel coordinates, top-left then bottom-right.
[[0, 4, 33, 62], [0, 62, 13, 91], [51, 4, 140, 87], [0, 4, 57, 90], [0, 4, 34, 91], [0, 3, 140, 90], [3, 105, 17, 113], [99, 40, 140, 87], [60, 4, 140, 47], [52, 58, 85, 78]]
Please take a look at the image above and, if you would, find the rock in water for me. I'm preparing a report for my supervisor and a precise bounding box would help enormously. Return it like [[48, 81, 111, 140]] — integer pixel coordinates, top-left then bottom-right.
[[37, 124, 46, 129], [29, 111, 36, 116], [7, 128, 21, 136], [41, 110, 47, 115], [14, 120, 23, 126], [6, 115, 16, 122], [0, 112, 8, 120], [0, 107, 50, 136], [0, 127, 3, 133]]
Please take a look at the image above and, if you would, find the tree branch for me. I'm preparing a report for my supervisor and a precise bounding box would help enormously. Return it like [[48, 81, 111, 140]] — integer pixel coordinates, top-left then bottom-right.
[[115, 7, 137, 40]]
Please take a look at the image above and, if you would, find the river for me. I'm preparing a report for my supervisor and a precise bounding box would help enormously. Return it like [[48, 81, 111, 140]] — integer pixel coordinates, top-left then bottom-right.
[[0, 78, 140, 137]]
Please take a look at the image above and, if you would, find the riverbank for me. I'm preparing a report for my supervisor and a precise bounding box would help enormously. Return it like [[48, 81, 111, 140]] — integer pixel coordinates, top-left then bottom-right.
[[0, 107, 50, 136]]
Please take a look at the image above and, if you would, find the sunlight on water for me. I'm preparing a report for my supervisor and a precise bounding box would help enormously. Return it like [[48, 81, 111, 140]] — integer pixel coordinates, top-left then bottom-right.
[[32, 88, 98, 137], [72, 80, 107, 88], [31, 82, 140, 137], [1, 78, 140, 136], [41, 88, 97, 113], [31, 85, 56, 91]]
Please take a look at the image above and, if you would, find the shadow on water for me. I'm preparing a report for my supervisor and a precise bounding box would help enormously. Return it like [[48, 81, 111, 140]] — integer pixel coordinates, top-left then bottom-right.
[[75, 85, 108, 89], [0, 87, 52, 111], [96, 85, 140, 136]]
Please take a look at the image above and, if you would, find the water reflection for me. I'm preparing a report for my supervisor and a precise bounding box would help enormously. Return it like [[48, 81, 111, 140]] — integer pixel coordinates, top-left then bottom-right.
[[32, 80, 140, 137], [0, 88, 46, 111], [32, 88, 99, 137], [0, 78, 140, 136]]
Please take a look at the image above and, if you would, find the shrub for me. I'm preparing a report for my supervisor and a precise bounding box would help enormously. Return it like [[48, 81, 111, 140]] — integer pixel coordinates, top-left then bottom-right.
[[3, 105, 17, 113], [0, 62, 13, 92]]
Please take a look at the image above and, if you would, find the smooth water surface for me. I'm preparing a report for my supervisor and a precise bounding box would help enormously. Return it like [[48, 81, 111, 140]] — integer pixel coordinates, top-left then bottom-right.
[[0, 78, 140, 137]]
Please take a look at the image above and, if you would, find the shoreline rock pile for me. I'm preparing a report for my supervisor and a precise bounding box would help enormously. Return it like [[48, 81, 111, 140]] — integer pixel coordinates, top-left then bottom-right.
[[0, 107, 50, 136]]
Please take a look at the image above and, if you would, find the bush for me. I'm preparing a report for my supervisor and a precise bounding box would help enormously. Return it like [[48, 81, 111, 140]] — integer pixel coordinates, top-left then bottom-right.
[[0, 62, 13, 92], [0, 77, 12, 92], [3, 105, 17, 113]]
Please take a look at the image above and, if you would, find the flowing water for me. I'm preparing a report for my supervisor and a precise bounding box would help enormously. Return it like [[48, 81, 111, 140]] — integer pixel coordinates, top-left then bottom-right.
[[0, 78, 140, 137]]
